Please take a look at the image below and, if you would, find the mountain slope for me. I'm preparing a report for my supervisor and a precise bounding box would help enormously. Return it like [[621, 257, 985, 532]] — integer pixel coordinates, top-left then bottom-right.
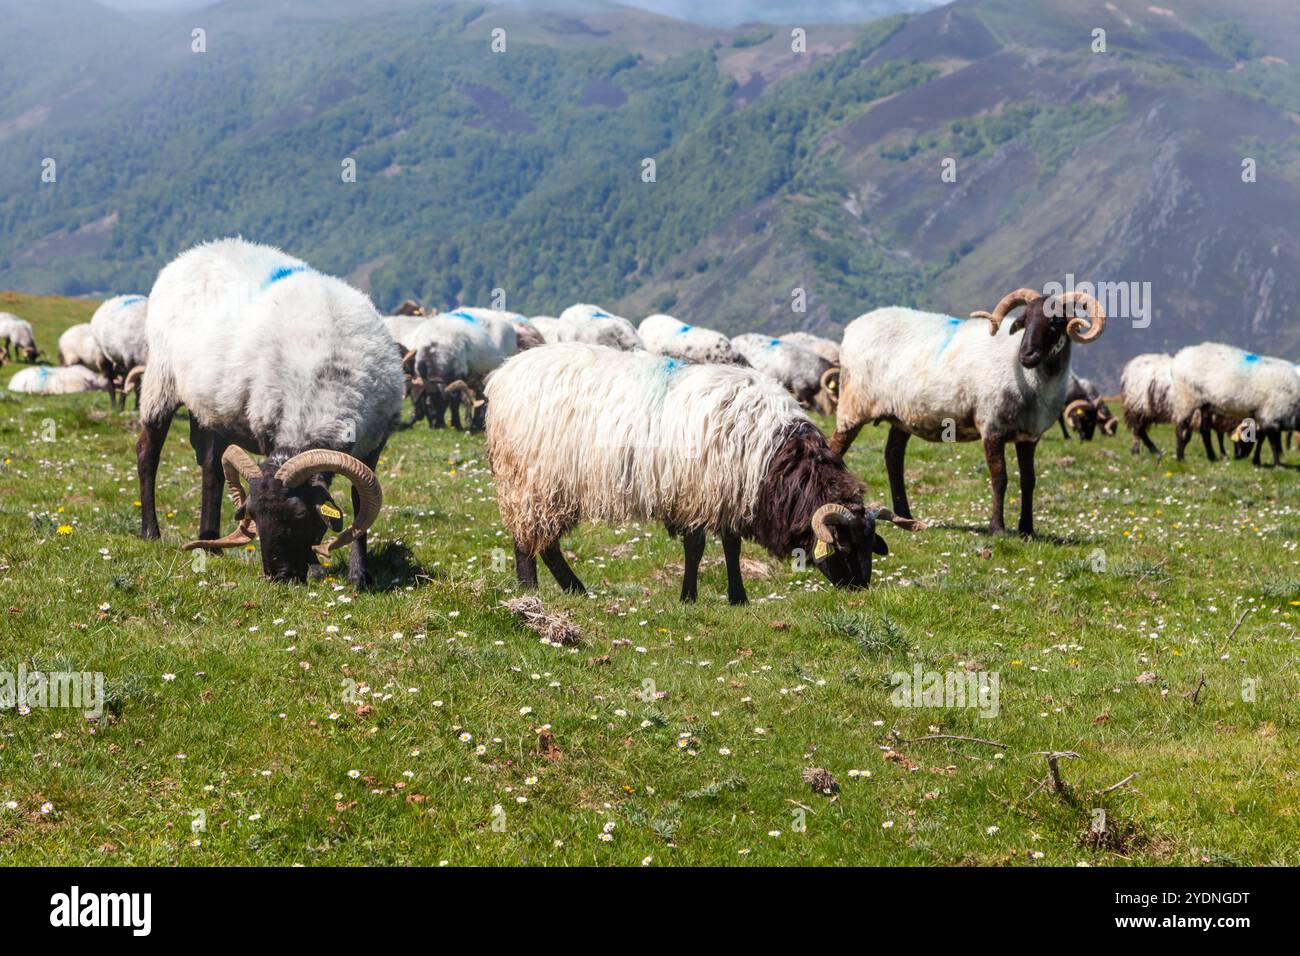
[[0, 0, 1296, 385]]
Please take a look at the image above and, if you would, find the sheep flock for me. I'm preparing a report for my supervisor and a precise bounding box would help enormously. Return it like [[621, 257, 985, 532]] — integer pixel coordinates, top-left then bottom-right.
[[6, 237, 1297, 598]]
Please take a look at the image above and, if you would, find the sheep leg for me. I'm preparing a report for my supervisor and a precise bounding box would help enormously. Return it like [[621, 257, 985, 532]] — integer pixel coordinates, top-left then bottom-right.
[[427, 385, 447, 429], [514, 542, 539, 590], [345, 444, 384, 589], [828, 421, 863, 458], [1216, 429, 1226, 458], [1015, 440, 1037, 537], [1173, 416, 1194, 461], [1267, 428, 1282, 466], [721, 532, 748, 605], [189, 420, 230, 541], [449, 396, 463, 431], [883, 425, 913, 519], [137, 409, 175, 539], [1198, 410, 1217, 462], [982, 435, 1008, 535], [679, 529, 706, 603], [1137, 427, 1161, 456], [540, 543, 586, 595], [1058, 415, 1070, 440]]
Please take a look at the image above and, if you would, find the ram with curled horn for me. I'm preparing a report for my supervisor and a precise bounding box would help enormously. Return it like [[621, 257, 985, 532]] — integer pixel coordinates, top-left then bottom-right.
[[830, 284, 1106, 536], [136, 238, 404, 586]]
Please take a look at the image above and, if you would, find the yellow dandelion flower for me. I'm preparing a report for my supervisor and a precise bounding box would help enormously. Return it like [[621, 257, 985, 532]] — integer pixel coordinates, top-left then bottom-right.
[[56, 525, 73, 535]]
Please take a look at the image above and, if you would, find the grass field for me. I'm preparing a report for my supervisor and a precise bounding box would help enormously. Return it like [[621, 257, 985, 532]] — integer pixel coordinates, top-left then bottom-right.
[[1, 291, 1297, 866]]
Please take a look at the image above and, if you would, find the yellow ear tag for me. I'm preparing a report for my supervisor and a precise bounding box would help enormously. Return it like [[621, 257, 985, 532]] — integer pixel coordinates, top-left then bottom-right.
[[814, 540, 834, 560], [319, 503, 342, 520]]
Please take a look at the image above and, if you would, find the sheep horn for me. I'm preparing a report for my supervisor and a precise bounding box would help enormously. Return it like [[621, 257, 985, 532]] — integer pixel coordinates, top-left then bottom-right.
[[182, 446, 263, 551], [1055, 291, 1106, 344], [401, 348, 417, 370], [1102, 415, 1118, 435], [868, 504, 928, 531], [972, 288, 1042, 336], [820, 366, 840, 394], [274, 449, 383, 560], [1064, 399, 1092, 421], [811, 502, 855, 543], [123, 365, 145, 393]]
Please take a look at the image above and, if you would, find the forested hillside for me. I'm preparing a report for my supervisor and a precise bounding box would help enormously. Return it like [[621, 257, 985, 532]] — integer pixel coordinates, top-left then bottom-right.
[[1, 0, 1298, 384]]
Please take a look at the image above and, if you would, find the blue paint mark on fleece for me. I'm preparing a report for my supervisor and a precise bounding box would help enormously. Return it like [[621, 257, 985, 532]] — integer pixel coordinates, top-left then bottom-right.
[[1243, 352, 1259, 364], [451, 310, 479, 324], [661, 357, 683, 374], [935, 317, 963, 360], [675, 323, 692, 334], [766, 337, 780, 349], [119, 295, 145, 306], [266, 264, 307, 287], [36, 366, 51, 384]]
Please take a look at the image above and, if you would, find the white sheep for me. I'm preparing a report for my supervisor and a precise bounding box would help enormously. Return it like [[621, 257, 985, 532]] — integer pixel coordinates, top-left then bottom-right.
[[485, 343, 920, 604], [638, 314, 747, 365], [7, 364, 107, 394], [830, 288, 1106, 535], [1120, 353, 1174, 456], [1171, 342, 1300, 466], [781, 331, 840, 367], [404, 312, 513, 430], [90, 295, 149, 409], [58, 323, 106, 371], [732, 333, 837, 414], [557, 303, 643, 350], [0, 313, 40, 362], [137, 237, 404, 587]]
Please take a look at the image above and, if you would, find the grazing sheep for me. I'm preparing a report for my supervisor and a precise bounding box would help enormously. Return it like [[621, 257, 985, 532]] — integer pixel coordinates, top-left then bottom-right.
[[512, 318, 546, 351], [638, 314, 747, 365], [90, 295, 149, 410], [485, 343, 921, 605], [732, 333, 838, 415], [830, 288, 1106, 535], [1171, 342, 1300, 465], [1120, 353, 1174, 456], [0, 313, 40, 362], [781, 331, 840, 367], [58, 323, 106, 372], [7, 364, 107, 394], [1058, 372, 1117, 440], [136, 238, 404, 587], [404, 313, 512, 430], [536, 306, 643, 351]]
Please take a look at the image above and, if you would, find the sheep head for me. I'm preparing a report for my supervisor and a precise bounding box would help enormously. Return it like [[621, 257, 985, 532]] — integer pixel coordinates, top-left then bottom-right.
[[183, 446, 383, 582], [973, 288, 1106, 369]]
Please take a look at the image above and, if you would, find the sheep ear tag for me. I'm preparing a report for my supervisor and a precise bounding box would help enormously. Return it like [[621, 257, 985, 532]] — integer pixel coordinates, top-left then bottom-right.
[[814, 540, 834, 560], [318, 501, 345, 531]]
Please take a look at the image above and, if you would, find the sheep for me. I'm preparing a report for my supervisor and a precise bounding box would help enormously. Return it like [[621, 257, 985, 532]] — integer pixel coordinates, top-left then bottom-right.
[[781, 331, 840, 367], [638, 314, 748, 365], [485, 343, 921, 604], [403, 312, 512, 430], [731, 333, 838, 415], [1171, 342, 1300, 466], [1120, 353, 1174, 456], [0, 313, 40, 362], [512, 318, 546, 351], [391, 299, 425, 317], [536, 306, 643, 351], [136, 238, 404, 587], [7, 364, 107, 394], [829, 287, 1107, 536], [1058, 371, 1117, 441], [90, 295, 149, 410], [58, 323, 106, 371]]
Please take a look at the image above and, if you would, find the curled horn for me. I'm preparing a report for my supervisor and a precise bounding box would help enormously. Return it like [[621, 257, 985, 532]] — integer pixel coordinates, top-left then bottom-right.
[[1055, 291, 1106, 344], [274, 449, 382, 561], [182, 446, 263, 551], [1101, 414, 1118, 435], [971, 288, 1041, 336], [123, 365, 145, 393], [811, 502, 855, 543], [1064, 399, 1092, 421], [445, 380, 477, 421], [820, 366, 840, 394], [401, 347, 417, 369], [868, 503, 927, 531]]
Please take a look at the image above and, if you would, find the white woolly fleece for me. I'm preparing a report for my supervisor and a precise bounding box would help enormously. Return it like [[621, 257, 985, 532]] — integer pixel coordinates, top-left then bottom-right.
[[1120, 353, 1173, 424], [837, 307, 1069, 442], [90, 295, 149, 370], [485, 343, 808, 551], [384, 315, 426, 350], [1171, 342, 1300, 429], [732, 333, 830, 399], [638, 314, 745, 365], [140, 238, 404, 457], [58, 323, 105, 370], [407, 313, 510, 385], [8, 364, 107, 394], [0, 314, 37, 352], [781, 331, 840, 366]]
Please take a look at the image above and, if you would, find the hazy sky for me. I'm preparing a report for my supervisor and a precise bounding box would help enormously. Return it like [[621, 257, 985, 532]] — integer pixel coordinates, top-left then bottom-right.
[[97, 0, 943, 26]]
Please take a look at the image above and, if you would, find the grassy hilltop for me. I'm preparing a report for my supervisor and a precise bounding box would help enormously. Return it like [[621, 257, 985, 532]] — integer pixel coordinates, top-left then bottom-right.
[[0, 293, 1297, 865]]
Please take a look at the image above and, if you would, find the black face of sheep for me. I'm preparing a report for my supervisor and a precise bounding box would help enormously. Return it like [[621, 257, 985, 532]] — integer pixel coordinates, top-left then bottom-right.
[[974, 288, 1105, 371], [809, 503, 887, 588], [183, 447, 382, 584]]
